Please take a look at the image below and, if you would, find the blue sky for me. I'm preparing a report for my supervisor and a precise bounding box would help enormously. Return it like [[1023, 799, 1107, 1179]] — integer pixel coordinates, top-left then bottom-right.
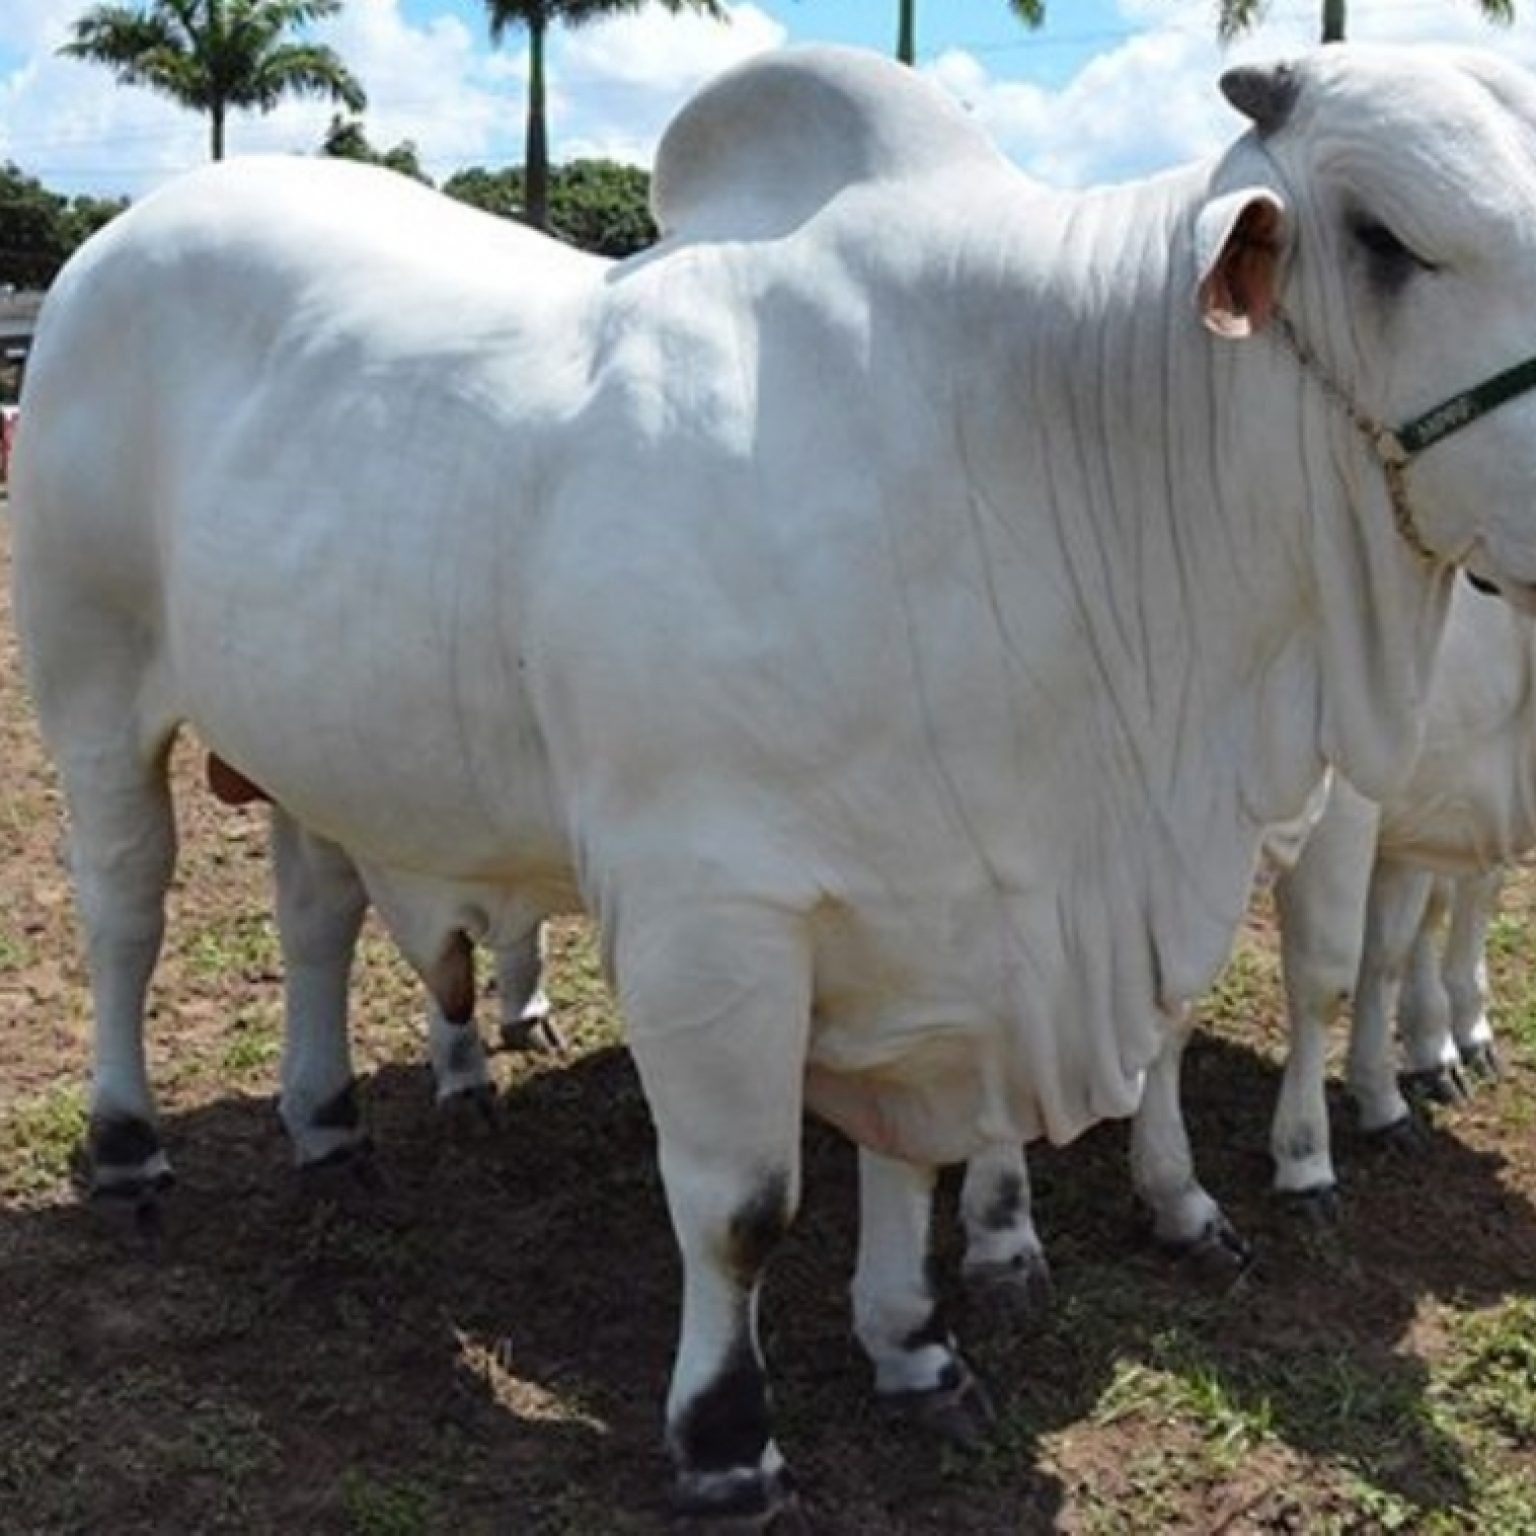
[[5, 1, 1536, 198]]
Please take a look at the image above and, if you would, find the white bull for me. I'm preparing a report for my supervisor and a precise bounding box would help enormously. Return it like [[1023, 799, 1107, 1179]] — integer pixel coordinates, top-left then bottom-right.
[[19, 44, 1536, 1522], [1269, 584, 1536, 1199]]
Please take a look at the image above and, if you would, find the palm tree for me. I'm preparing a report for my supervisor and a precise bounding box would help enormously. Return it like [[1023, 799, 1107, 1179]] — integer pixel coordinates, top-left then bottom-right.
[[1218, 0, 1513, 44], [483, 0, 726, 235], [897, 0, 1045, 68], [61, 0, 366, 162]]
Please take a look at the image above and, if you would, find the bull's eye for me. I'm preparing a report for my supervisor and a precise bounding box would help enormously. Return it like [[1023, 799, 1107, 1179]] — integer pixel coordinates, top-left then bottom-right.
[[1349, 215, 1435, 286]]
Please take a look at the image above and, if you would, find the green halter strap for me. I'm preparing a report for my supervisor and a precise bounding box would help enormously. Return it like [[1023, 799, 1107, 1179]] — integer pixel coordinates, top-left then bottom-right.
[[1271, 306, 1536, 565]]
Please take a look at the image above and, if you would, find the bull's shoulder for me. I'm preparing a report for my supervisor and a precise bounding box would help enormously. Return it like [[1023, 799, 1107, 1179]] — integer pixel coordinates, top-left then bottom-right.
[[651, 45, 1012, 243]]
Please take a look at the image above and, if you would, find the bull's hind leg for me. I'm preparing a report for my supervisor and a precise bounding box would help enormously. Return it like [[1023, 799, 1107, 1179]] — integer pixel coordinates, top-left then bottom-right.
[[35, 670, 179, 1200], [617, 904, 810, 1526], [269, 807, 371, 1167], [493, 926, 560, 1053], [957, 1142, 1052, 1322], [853, 1150, 995, 1443]]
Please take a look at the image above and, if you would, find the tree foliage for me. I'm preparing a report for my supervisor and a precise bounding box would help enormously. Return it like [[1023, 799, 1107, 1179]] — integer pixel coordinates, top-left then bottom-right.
[[481, 0, 725, 232], [0, 163, 127, 287], [443, 157, 655, 257], [60, 0, 366, 160], [320, 114, 432, 184], [1217, 0, 1512, 43]]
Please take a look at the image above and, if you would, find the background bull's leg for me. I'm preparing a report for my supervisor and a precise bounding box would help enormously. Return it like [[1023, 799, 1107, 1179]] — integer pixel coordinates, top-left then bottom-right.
[[56, 732, 178, 1200], [1348, 860, 1433, 1142], [493, 926, 560, 1053], [270, 807, 370, 1167], [1130, 1018, 1249, 1270], [1443, 870, 1502, 1077], [1268, 778, 1375, 1208], [957, 1142, 1052, 1322], [853, 1149, 994, 1444], [619, 906, 809, 1525], [1396, 875, 1465, 1100]]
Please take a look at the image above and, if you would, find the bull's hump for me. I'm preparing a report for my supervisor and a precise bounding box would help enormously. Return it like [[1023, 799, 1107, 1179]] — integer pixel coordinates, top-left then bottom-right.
[[651, 45, 1008, 242]]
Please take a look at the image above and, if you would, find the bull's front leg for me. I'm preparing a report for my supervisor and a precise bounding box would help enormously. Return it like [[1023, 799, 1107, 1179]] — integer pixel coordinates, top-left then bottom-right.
[[1395, 875, 1468, 1103], [1442, 869, 1502, 1078], [1348, 859, 1433, 1145], [619, 906, 811, 1527]]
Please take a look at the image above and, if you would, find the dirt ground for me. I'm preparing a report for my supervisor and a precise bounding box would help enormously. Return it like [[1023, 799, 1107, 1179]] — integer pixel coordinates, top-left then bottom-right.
[[1, 500, 1534, 1535]]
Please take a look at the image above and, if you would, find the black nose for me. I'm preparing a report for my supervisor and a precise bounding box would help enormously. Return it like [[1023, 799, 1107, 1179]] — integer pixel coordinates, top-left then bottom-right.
[[1466, 571, 1502, 596]]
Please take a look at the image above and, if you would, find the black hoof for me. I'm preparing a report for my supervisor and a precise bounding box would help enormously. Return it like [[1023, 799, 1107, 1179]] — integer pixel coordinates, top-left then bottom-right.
[[1160, 1213, 1254, 1284], [498, 1015, 564, 1054], [673, 1465, 801, 1532], [1400, 1065, 1469, 1107], [438, 1082, 500, 1136], [299, 1138, 383, 1200], [1277, 1184, 1341, 1226], [84, 1115, 172, 1203], [1461, 1041, 1501, 1081], [881, 1360, 997, 1449], [1365, 1114, 1430, 1157], [962, 1253, 1054, 1331], [88, 1177, 172, 1256]]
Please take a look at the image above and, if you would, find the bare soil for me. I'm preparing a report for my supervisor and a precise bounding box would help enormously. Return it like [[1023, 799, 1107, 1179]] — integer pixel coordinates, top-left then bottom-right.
[[1, 503, 1533, 1534]]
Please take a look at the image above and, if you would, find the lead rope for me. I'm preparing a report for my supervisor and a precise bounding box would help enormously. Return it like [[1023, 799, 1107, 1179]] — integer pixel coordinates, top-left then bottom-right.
[[1268, 305, 1440, 566]]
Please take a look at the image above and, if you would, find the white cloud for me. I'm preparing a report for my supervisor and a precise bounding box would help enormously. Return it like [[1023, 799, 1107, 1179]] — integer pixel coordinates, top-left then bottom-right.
[[924, 0, 1536, 188], [5, 0, 1536, 197], [0, 0, 785, 194], [554, 3, 784, 166]]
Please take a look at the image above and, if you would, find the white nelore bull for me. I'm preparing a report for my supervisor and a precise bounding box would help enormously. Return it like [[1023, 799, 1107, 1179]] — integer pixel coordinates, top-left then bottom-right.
[[1268, 584, 1536, 1200], [18, 43, 1536, 1522]]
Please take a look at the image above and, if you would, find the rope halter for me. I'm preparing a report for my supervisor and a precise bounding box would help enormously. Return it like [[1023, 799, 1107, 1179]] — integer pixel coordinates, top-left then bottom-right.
[[1270, 305, 1536, 566]]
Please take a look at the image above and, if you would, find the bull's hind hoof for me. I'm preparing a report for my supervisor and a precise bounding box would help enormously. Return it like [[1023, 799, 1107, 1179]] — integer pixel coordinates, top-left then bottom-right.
[[1277, 1184, 1341, 1226], [298, 1138, 383, 1202], [962, 1250, 1054, 1331], [674, 1464, 802, 1533], [83, 1116, 174, 1207], [1365, 1113, 1430, 1157], [881, 1360, 997, 1449], [1400, 1065, 1470, 1107], [498, 1015, 564, 1054], [438, 1082, 501, 1137], [87, 1174, 173, 1256]]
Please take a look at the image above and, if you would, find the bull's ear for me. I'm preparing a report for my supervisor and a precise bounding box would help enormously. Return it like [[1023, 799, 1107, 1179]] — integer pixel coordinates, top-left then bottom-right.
[[1195, 188, 1288, 339]]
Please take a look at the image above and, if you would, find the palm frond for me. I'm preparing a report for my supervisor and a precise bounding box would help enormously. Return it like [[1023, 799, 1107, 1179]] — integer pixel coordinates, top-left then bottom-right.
[[1216, 0, 1271, 44]]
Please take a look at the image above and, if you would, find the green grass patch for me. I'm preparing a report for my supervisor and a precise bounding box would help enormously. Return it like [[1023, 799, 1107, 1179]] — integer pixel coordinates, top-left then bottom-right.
[[221, 1011, 280, 1073], [183, 912, 280, 981], [340, 1468, 438, 1536], [0, 921, 33, 973], [0, 1084, 87, 1195]]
